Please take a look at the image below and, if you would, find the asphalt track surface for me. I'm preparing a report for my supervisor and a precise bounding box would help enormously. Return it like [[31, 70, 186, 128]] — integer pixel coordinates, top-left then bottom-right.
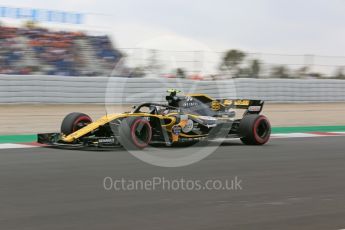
[[1, 137, 345, 230]]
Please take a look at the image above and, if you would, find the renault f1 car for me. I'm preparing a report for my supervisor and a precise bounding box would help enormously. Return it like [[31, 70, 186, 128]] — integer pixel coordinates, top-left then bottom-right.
[[38, 89, 271, 149]]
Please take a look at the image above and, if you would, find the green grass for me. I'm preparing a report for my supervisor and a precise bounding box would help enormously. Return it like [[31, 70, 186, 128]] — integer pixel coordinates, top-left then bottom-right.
[[272, 125, 345, 134], [0, 134, 36, 144]]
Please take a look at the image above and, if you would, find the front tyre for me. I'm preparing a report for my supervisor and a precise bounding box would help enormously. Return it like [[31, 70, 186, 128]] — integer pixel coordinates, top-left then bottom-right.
[[239, 114, 271, 145], [118, 117, 152, 150], [61, 112, 92, 135]]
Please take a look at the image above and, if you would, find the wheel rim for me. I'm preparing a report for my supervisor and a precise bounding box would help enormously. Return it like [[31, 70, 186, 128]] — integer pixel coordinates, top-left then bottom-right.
[[253, 117, 270, 143], [72, 116, 92, 132], [130, 119, 152, 148], [257, 120, 269, 138]]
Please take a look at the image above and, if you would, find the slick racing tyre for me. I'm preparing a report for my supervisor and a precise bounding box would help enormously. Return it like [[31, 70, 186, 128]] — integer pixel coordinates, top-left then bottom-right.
[[61, 112, 92, 135], [118, 117, 152, 150], [239, 114, 271, 145]]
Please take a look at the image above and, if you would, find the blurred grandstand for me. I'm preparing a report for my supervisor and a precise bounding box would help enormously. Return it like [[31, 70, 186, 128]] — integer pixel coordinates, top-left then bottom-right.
[[0, 24, 122, 76], [0, 23, 344, 79]]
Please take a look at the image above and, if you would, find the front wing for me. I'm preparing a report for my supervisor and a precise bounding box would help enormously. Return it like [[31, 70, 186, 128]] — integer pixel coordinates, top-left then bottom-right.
[[37, 133, 121, 149]]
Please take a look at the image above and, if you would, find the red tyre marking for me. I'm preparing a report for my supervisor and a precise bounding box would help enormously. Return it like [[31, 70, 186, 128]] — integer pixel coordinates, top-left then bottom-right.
[[21, 142, 47, 147], [72, 116, 92, 132], [130, 119, 152, 148], [253, 116, 271, 144]]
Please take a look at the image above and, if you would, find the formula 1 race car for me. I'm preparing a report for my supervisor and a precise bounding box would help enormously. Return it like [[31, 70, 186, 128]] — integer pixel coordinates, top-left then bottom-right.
[[38, 89, 271, 149]]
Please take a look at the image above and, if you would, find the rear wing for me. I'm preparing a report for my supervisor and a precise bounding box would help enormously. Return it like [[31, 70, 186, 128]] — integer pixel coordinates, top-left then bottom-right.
[[187, 94, 264, 114], [217, 99, 264, 114]]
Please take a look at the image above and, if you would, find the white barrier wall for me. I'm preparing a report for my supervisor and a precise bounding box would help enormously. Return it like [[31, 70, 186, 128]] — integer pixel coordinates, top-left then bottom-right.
[[0, 75, 345, 103]]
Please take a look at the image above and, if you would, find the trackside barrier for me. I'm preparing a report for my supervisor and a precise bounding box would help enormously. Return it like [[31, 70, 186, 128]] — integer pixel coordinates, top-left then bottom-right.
[[0, 75, 344, 103]]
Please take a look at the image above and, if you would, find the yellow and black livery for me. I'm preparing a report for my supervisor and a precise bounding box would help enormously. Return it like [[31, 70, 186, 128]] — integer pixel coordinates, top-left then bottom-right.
[[38, 89, 271, 149]]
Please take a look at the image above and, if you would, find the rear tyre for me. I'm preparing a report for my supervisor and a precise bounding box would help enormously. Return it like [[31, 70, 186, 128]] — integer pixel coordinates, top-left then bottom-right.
[[239, 114, 271, 145], [118, 117, 152, 150], [61, 112, 92, 135]]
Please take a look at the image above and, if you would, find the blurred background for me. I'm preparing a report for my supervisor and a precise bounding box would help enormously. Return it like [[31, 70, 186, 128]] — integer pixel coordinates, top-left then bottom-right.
[[0, 0, 344, 80]]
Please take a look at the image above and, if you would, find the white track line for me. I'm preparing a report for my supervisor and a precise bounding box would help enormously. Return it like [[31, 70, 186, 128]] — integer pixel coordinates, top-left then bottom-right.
[[271, 133, 320, 138], [272, 132, 345, 139], [0, 143, 39, 149], [332, 132, 345, 135]]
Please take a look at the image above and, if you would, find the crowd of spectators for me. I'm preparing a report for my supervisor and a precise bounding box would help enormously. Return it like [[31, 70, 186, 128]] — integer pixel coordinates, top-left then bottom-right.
[[27, 28, 84, 76], [0, 25, 121, 76], [90, 36, 121, 62], [0, 26, 25, 74]]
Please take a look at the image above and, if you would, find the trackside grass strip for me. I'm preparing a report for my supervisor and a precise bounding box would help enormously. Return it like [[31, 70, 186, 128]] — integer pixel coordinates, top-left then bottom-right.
[[0, 134, 36, 144], [272, 125, 345, 134]]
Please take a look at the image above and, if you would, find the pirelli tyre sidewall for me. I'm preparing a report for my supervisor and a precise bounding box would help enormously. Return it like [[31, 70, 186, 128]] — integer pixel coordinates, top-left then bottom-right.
[[118, 117, 152, 150], [61, 112, 92, 135], [239, 114, 271, 145]]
